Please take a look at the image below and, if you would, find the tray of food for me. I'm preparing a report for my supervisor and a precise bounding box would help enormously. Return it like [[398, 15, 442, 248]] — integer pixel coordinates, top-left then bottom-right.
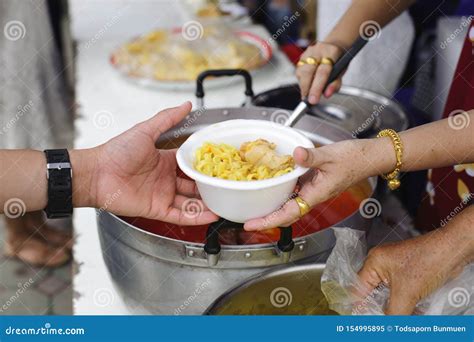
[[110, 25, 272, 90]]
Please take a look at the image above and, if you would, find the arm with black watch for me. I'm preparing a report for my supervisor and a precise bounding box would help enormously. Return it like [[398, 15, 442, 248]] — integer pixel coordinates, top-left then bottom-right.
[[44, 149, 73, 218]]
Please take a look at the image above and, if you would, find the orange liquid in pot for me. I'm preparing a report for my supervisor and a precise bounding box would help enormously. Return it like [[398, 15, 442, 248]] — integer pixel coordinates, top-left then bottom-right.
[[121, 186, 366, 245]]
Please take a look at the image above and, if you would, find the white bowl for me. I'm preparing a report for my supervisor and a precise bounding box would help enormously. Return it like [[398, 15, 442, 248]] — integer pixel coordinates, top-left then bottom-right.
[[176, 119, 314, 223]]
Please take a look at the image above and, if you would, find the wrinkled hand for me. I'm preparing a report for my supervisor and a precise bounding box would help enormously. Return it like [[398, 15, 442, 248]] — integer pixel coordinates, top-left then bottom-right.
[[244, 139, 377, 230], [357, 221, 473, 315], [86, 102, 219, 225], [296, 41, 344, 104]]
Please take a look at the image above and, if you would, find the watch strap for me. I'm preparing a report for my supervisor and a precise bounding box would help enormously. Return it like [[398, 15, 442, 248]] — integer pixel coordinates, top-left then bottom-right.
[[44, 149, 73, 218]]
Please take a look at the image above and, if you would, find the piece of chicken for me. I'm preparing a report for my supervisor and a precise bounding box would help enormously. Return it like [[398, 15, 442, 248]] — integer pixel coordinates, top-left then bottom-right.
[[239, 139, 294, 171]]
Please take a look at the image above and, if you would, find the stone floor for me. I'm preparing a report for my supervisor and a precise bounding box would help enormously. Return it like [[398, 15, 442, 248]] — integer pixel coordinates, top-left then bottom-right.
[[0, 218, 72, 315]]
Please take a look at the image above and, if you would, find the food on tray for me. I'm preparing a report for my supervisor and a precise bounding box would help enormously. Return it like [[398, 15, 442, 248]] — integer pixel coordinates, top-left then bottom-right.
[[111, 26, 266, 82], [194, 139, 294, 181], [196, 3, 228, 17]]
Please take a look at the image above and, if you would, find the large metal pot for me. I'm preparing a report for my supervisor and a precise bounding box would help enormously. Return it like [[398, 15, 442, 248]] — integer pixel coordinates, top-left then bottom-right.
[[251, 84, 409, 137], [97, 104, 376, 315]]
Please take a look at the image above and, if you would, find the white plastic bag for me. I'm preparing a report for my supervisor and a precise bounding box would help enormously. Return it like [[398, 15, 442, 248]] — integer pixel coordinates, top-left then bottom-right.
[[321, 228, 473, 315]]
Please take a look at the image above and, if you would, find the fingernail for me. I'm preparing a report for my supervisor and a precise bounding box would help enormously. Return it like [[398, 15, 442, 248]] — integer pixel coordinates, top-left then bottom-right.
[[298, 147, 309, 161], [324, 87, 332, 98], [308, 95, 317, 104]]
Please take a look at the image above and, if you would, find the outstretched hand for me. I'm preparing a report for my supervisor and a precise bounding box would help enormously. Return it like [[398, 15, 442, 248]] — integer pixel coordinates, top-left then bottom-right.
[[86, 102, 219, 225]]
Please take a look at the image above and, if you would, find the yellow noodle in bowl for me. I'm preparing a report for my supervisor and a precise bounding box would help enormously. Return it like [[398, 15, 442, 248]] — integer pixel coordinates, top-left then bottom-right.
[[176, 119, 314, 222], [194, 140, 295, 181]]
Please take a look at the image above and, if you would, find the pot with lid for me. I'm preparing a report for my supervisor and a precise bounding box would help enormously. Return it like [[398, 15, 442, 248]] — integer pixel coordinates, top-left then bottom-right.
[[97, 70, 378, 315]]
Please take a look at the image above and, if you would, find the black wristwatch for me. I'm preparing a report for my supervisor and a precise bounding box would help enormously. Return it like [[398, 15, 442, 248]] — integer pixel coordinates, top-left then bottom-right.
[[44, 149, 73, 218]]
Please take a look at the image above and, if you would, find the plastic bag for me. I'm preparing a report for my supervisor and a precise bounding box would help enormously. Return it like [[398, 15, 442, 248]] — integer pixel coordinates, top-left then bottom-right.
[[321, 227, 473, 315]]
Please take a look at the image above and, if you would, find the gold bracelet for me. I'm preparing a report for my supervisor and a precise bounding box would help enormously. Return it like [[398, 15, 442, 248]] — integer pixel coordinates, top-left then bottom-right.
[[376, 129, 403, 190]]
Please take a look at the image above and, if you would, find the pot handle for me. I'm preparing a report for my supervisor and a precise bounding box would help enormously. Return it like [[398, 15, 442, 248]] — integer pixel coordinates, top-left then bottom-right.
[[195, 69, 254, 108], [204, 218, 295, 267]]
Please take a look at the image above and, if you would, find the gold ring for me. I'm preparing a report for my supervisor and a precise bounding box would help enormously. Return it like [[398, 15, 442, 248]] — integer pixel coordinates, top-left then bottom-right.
[[297, 57, 319, 67], [320, 57, 334, 66], [294, 196, 311, 217]]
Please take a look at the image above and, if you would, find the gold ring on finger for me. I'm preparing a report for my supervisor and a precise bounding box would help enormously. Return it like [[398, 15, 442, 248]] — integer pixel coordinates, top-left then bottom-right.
[[297, 57, 319, 67], [304, 57, 319, 65], [320, 57, 334, 66], [294, 196, 311, 217], [296, 60, 306, 67]]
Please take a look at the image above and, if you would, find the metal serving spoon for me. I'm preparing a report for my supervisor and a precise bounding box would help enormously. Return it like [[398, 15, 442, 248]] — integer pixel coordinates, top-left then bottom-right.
[[284, 36, 370, 127]]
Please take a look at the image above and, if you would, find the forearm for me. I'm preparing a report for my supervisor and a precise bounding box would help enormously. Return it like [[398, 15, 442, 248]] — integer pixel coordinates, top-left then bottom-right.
[[0, 149, 97, 214], [363, 111, 474, 176], [324, 0, 414, 49]]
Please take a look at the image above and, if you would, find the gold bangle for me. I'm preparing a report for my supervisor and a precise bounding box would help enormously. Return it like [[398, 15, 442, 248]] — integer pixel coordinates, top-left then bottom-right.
[[376, 129, 403, 190], [294, 196, 311, 217], [320, 57, 334, 66]]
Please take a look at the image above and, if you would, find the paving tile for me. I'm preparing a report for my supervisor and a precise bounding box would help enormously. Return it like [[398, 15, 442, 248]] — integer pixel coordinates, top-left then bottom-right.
[[0, 258, 48, 288], [52, 284, 73, 315], [0, 288, 49, 315], [35, 274, 69, 297], [53, 262, 72, 283]]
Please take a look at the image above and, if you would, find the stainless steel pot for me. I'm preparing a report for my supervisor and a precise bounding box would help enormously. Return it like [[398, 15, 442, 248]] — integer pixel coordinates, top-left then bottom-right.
[[251, 84, 409, 137], [205, 263, 335, 315], [97, 105, 377, 315]]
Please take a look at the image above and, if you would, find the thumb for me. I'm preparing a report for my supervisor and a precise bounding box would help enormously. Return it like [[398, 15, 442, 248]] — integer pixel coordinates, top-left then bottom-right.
[[146, 101, 192, 141], [293, 147, 323, 168], [385, 283, 417, 315]]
